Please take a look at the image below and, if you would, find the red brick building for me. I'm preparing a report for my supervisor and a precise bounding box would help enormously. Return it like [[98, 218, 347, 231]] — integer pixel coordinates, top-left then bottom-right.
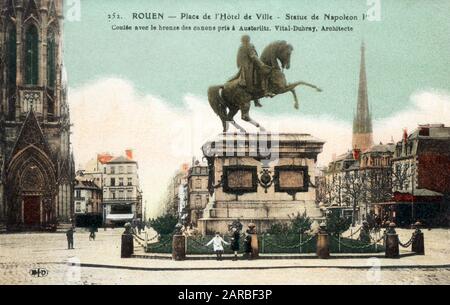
[[373, 124, 450, 227]]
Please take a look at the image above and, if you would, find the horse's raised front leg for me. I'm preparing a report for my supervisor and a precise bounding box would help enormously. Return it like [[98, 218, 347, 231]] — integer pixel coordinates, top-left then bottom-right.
[[275, 81, 321, 110], [282, 81, 322, 93]]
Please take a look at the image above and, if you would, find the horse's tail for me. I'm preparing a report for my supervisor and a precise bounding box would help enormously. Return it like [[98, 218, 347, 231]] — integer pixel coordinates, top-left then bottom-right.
[[208, 85, 227, 121]]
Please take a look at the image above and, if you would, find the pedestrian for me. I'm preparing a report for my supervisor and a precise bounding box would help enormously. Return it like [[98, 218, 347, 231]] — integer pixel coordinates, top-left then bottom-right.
[[138, 221, 143, 235], [205, 232, 230, 261], [66, 226, 74, 249], [89, 224, 96, 241], [230, 227, 240, 261], [243, 229, 252, 259]]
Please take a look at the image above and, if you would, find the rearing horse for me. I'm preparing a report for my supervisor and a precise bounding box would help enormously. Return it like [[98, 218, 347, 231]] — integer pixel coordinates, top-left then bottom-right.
[[208, 40, 322, 132]]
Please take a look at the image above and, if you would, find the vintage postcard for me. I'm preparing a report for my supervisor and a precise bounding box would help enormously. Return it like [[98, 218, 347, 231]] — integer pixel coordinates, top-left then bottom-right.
[[0, 0, 449, 291]]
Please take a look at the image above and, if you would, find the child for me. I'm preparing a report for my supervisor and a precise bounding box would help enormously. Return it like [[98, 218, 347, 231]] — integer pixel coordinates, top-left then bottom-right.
[[206, 232, 230, 261]]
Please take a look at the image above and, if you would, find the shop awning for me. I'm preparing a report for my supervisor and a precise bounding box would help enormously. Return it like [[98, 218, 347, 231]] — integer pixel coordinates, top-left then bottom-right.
[[106, 214, 134, 221], [371, 201, 441, 206]]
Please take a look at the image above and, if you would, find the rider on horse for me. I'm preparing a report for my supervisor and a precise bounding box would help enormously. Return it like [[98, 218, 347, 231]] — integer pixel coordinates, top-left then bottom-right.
[[208, 35, 322, 132], [231, 35, 274, 108]]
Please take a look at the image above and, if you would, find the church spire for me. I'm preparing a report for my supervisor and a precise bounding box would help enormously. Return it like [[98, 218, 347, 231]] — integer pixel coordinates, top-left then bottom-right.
[[352, 41, 373, 152]]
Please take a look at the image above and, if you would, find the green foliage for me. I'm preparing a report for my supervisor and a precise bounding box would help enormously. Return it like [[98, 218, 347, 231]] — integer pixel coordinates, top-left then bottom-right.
[[145, 235, 173, 253], [266, 222, 290, 235], [148, 214, 178, 235], [326, 210, 352, 236], [290, 211, 312, 234], [267, 212, 312, 235]]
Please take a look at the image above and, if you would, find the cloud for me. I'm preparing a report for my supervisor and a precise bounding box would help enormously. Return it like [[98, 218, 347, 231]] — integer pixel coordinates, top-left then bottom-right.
[[69, 78, 450, 218]]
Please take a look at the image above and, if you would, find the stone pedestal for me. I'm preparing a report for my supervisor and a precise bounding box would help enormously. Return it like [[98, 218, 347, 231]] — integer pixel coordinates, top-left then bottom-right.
[[121, 233, 134, 258], [316, 232, 330, 259], [172, 234, 186, 261], [198, 132, 325, 235]]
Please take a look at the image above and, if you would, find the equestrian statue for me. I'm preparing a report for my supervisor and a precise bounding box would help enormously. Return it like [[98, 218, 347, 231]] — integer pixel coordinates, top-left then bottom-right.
[[208, 35, 322, 132]]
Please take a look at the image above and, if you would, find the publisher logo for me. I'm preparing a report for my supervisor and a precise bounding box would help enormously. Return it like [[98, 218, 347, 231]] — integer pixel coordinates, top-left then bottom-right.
[[30, 268, 48, 278]]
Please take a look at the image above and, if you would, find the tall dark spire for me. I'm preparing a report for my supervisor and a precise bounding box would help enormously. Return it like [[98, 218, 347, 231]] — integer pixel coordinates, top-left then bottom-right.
[[352, 41, 373, 151]]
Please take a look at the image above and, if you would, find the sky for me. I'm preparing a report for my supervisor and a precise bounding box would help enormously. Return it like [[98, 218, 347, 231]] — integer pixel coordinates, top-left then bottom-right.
[[64, 0, 450, 218]]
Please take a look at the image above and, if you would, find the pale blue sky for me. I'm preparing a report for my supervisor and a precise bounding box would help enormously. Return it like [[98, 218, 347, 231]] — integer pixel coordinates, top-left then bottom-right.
[[64, 0, 450, 122]]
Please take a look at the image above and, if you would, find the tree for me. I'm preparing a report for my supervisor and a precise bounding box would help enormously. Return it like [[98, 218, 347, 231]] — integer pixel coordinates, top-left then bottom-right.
[[391, 161, 414, 192], [363, 167, 393, 219], [342, 170, 368, 226], [289, 211, 312, 234], [331, 173, 344, 206], [149, 214, 178, 235], [326, 209, 352, 237], [366, 168, 392, 203], [318, 174, 335, 205], [267, 222, 290, 235], [266, 212, 312, 235]]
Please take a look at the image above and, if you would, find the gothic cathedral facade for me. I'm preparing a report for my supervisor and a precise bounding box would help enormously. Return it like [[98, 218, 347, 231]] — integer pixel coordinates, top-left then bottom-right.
[[0, 0, 74, 230]]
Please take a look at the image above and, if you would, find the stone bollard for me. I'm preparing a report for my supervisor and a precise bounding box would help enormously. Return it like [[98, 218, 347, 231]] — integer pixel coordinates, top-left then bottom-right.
[[411, 222, 425, 255], [316, 222, 330, 259], [172, 234, 186, 261], [121, 223, 134, 258], [385, 222, 399, 258], [248, 223, 259, 259], [172, 223, 186, 261]]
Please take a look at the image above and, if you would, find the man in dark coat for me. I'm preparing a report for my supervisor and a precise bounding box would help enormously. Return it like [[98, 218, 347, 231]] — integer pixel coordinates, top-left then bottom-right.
[[243, 229, 253, 259], [66, 226, 74, 249], [230, 227, 240, 261], [89, 224, 96, 241]]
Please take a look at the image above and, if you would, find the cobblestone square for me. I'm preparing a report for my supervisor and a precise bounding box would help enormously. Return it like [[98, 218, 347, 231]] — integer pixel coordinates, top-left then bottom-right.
[[0, 228, 449, 285]]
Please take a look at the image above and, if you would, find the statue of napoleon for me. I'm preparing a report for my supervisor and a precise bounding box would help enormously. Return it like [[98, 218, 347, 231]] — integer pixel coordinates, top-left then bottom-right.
[[208, 35, 322, 132]]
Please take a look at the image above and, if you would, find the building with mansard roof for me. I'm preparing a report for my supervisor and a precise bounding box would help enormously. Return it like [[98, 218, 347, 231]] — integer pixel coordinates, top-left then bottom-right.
[[0, 0, 74, 230], [372, 124, 450, 227]]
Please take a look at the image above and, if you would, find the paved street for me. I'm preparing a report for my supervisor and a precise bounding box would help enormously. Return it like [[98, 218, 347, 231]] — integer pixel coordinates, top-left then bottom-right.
[[0, 228, 449, 285]]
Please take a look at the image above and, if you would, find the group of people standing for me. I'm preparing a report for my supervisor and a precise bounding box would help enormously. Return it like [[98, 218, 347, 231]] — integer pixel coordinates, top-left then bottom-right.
[[205, 222, 257, 261]]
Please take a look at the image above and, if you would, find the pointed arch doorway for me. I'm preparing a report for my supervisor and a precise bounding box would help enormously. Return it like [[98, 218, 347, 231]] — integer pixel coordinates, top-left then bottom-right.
[[6, 147, 57, 230]]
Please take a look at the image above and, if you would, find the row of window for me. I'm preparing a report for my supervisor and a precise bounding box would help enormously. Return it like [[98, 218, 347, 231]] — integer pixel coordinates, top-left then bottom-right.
[[74, 190, 100, 199], [361, 156, 391, 167], [108, 177, 134, 186], [75, 201, 101, 213], [104, 166, 135, 174], [191, 178, 206, 190], [6, 24, 57, 87], [107, 190, 134, 200]]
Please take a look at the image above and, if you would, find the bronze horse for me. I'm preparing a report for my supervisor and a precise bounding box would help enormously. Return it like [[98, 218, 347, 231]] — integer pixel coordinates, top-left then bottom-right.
[[208, 40, 322, 132]]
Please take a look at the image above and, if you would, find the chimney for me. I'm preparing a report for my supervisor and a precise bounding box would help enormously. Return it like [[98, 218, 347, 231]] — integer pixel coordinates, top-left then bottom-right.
[[352, 148, 361, 161], [181, 163, 189, 173], [125, 149, 133, 160]]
